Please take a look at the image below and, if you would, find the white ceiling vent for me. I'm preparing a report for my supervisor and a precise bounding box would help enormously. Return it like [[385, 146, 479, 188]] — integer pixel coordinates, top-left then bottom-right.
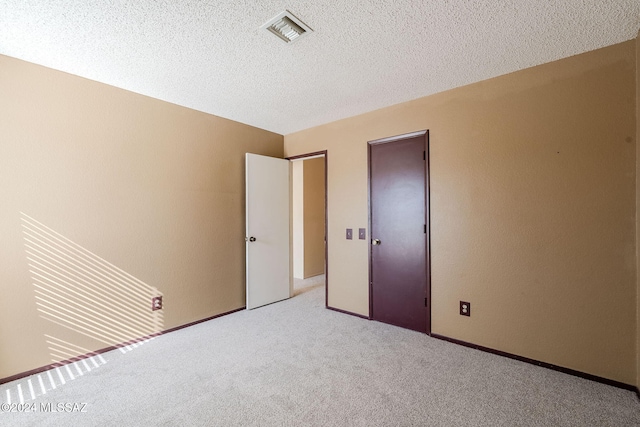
[[261, 11, 312, 43]]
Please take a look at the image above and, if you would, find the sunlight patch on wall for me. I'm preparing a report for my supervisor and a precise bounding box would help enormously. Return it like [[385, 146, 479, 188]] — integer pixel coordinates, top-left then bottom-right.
[[20, 212, 164, 357], [2, 213, 167, 407]]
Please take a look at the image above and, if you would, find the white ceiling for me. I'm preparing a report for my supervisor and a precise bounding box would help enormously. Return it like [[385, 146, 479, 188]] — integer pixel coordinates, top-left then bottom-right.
[[1, 1, 638, 135]]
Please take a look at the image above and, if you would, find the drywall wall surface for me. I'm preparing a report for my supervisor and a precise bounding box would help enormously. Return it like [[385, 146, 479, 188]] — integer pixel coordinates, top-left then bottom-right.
[[0, 55, 283, 379], [303, 157, 325, 278], [285, 41, 636, 384]]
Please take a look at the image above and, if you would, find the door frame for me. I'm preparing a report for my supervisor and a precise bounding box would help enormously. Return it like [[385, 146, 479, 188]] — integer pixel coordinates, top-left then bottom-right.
[[367, 130, 431, 334], [286, 150, 329, 308]]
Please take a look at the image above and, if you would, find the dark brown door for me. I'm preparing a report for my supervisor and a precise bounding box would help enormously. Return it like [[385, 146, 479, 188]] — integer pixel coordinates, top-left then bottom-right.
[[369, 132, 429, 333]]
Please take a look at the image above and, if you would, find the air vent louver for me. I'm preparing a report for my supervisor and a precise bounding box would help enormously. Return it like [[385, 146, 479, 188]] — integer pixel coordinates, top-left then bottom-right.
[[261, 11, 312, 43]]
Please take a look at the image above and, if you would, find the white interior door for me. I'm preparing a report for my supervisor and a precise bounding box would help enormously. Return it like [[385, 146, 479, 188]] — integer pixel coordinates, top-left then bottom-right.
[[245, 153, 291, 309]]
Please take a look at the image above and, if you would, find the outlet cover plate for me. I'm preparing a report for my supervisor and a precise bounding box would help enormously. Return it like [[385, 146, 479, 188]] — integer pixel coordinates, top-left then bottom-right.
[[358, 228, 366, 239], [460, 301, 470, 316], [152, 296, 163, 311], [346, 228, 352, 240]]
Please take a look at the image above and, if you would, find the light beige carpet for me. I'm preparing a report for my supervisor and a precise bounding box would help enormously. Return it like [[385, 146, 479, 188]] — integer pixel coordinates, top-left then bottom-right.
[[1, 275, 638, 426]]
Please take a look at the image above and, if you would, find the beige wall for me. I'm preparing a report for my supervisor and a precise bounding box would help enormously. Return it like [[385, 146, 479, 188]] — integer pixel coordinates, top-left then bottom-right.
[[0, 55, 283, 379], [303, 157, 326, 278], [285, 41, 637, 384]]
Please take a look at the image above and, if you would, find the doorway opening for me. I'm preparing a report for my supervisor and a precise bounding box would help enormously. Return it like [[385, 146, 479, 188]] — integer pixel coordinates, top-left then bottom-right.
[[287, 151, 328, 306]]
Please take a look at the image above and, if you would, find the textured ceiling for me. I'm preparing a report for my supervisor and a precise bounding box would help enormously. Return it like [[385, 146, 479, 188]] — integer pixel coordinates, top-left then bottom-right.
[[1, 1, 639, 135]]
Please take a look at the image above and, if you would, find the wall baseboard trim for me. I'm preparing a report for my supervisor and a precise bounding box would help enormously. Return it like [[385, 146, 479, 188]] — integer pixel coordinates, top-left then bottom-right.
[[326, 305, 370, 320], [0, 306, 245, 386], [431, 333, 636, 393]]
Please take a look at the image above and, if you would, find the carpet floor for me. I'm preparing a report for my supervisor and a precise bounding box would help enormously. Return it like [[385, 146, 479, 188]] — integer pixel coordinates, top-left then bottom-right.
[[1, 275, 639, 426]]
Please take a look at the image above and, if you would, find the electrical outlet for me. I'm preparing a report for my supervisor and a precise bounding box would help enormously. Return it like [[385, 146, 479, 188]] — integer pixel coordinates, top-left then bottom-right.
[[152, 296, 163, 311], [460, 301, 470, 316]]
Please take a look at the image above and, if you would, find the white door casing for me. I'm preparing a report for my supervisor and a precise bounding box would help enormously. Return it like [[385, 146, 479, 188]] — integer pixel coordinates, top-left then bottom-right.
[[245, 153, 291, 309]]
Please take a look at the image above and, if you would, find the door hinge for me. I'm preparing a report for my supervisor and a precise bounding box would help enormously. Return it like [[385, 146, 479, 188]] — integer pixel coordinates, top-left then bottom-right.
[[423, 224, 426, 233], [423, 151, 426, 160], [424, 297, 428, 307]]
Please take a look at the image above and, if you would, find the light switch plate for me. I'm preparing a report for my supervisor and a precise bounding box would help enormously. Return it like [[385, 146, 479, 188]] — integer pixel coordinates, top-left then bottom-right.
[[359, 228, 366, 240], [346, 228, 352, 240]]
